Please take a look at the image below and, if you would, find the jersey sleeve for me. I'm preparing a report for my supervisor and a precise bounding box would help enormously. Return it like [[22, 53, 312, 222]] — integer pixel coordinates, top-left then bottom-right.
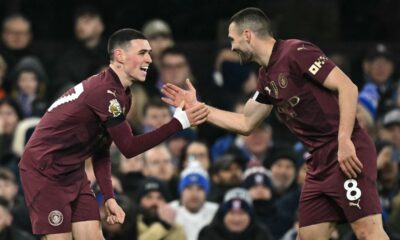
[[290, 41, 336, 85], [86, 86, 125, 127], [254, 69, 272, 105]]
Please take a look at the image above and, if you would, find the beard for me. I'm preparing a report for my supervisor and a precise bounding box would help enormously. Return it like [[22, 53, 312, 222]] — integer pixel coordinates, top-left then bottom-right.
[[235, 49, 253, 65]]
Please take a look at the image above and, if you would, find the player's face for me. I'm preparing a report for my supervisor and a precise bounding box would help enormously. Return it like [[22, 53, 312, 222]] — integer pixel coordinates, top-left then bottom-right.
[[228, 23, 253, 65], [122, 39, 152, 82]]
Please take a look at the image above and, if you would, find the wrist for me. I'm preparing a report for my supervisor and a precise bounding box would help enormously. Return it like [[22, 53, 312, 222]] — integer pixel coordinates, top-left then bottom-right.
[[173, 108, 190, 129]]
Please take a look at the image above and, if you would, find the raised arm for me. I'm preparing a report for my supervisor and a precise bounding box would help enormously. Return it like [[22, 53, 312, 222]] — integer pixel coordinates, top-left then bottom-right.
[[162, 79, 272, 135]]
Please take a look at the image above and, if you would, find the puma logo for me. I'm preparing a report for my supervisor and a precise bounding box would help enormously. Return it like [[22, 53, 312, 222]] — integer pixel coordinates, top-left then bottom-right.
[[297, 44, 307, 51], [349, 199, 361, 210], [107, 90, 117, 97], [265, 86, 271, 95]]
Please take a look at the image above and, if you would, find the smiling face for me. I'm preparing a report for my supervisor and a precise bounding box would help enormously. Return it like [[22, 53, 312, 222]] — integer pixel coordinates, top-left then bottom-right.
[[228, 23, 254, 65], [115, 39, 152, 84]]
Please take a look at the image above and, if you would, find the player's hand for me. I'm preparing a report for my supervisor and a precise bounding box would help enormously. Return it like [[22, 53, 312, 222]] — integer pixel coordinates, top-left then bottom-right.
[[104, 198, 125, 224], [337, 138, 363, 178], [185, 102, 209, 126], [157, 203, 176, 225], [161, 78, 198, 109]]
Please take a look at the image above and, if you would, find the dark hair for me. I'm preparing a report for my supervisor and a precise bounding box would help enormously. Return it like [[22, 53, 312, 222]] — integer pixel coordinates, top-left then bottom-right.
[[229, 7, 273, 37], [74, 5, 102, 21], [107, 28, 147, 61], [160, 47, 188, 63], [0, 97, 23, 120], [143, 98, 171, 116]]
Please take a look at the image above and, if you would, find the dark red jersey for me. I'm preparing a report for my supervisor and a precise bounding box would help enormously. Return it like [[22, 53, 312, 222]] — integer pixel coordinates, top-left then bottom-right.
[[254, 39, 360, 150]]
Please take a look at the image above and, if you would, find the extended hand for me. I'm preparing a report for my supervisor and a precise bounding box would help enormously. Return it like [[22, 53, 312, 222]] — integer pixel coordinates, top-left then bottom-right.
[[161, 79, 198, 108], [105, 198, 125, 224], [337, 138, 363, 178], [185, 102, 209, 126]]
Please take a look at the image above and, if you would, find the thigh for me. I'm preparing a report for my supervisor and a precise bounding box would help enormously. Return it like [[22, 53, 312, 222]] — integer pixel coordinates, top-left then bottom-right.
[[350, 214, 389, 240], [298, 222, 336, 240], [71, 175, 100, 223], [325, 142, 381, 223], [20, 169, 76, 235], [41, 233, 72, 240], [299, 175, 345, 227], [72, 220, 103, 240]]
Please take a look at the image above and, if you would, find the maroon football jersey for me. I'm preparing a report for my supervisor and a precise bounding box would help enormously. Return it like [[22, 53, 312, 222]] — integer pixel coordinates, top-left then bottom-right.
[[20, 68, 131, 180], [254, 39, 360, 150]]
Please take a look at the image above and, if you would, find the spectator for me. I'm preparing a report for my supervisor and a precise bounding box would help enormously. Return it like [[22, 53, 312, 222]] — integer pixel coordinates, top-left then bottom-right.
[[55, 5, 107, 93], [209, 153, 245, 203], [266, 148, 298, 198], [10, 56, 48, 117], [136, 177, 185, 240], [0, 196, 34, 240], [181, 140, 211, 171], [142, 98, 172, 133], [362, 43, 398, 116], [357, 83, 379, 138], [143, 144, 179, 199], [142, 19, 174, 89], [0, 14, 33, 91], [198, 188, 272, 240], [170, 160, 218, 240], [0, 98, 22, 167], [0, 168, 30, 233], [115, 152, 145, 201]]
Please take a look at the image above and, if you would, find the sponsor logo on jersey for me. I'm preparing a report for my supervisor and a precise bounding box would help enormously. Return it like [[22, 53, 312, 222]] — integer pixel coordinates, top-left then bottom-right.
[[278, 73, 288, 88], [48, 210, 63, 226], [108, 99, 122, 117], [308, 56, 328, 75]]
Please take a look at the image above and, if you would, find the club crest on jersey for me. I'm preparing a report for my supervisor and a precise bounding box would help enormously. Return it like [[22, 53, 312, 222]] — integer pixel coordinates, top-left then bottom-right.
[[108, 99, 122, 117], [48, 210, 63, 226], [278, 73, 288, 88]]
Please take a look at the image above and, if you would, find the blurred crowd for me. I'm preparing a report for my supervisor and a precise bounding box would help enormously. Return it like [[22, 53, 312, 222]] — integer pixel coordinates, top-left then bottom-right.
[[0, 5, 400, 240]]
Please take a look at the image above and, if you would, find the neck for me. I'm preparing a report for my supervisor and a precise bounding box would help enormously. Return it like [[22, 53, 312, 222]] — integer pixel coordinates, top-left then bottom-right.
[[109, 63, 132, 89], [253, 37, 276, 67]]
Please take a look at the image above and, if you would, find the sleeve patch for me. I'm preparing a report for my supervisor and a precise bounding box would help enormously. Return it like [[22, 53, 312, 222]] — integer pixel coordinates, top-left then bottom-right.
[[108, 99, 122, 117]]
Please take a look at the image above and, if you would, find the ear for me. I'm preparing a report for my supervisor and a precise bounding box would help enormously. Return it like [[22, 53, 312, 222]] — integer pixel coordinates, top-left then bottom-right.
[[114, 49, 125, 63], [243, 29, 251, 43]]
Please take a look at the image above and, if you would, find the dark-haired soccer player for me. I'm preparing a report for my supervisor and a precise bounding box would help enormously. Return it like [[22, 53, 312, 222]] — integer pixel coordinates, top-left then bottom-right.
[[162, 8, 388, 240], [19, 28, 209, 240]]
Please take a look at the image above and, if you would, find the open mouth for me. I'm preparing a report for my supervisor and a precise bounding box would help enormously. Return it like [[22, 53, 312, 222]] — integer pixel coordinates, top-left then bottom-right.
[[140, 66, 149, 73]]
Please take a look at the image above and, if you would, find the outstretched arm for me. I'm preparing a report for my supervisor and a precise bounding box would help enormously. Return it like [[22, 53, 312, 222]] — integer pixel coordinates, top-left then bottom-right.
[[162, 79, 272, 135]]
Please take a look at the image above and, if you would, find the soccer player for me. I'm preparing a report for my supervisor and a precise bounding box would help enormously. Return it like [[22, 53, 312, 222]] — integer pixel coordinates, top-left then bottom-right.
[[161, 8, 389, 240], [19, 28, 209, 240]]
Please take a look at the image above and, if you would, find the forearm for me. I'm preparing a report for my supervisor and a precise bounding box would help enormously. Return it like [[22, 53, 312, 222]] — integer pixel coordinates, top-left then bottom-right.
[[338, 83, 358, 140], [207, 105, 252, 135], [108, 119, 182, 158], [92, 151, 114, 201]]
